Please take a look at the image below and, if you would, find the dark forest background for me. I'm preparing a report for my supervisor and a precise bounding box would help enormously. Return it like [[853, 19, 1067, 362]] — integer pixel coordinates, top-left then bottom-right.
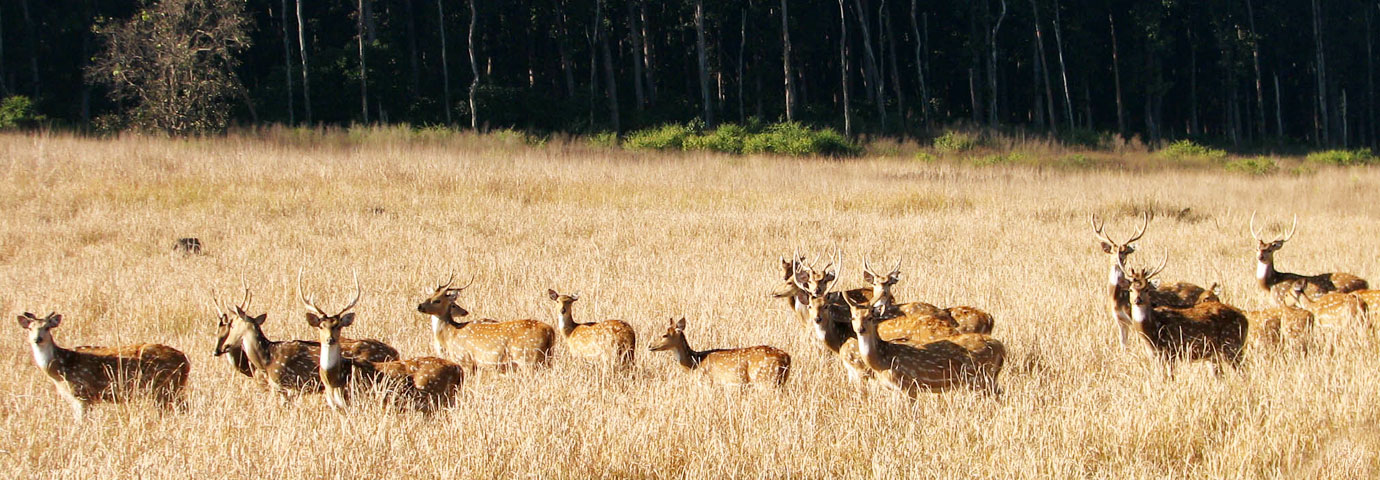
[[2, 0, 1377, 149]]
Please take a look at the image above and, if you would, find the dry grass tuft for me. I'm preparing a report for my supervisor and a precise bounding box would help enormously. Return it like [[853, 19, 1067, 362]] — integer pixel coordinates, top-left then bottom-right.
[[1, 131, 1379, 477]]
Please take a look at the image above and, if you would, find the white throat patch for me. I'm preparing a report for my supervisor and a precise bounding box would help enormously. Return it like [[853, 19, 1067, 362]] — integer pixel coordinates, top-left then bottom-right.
[[1256, 261, 1270, 281], [30, 339, 54, 370], [321, 342, 343, 371]]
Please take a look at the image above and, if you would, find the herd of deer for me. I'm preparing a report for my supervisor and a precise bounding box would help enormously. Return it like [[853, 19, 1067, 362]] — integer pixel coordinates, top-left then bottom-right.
[[15, 214, 1376, 419]]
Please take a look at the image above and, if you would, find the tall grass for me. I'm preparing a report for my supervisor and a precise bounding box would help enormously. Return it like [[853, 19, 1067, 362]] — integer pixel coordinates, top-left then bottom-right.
[[1, 131, 1378, 478]]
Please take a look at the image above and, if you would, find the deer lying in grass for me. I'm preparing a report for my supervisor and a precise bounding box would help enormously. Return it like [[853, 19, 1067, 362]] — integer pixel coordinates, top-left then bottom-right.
[[1289, 285, 1370, 339], [416, 275, 556, 371], [1092, 213, 1217, 350], [1122, 256, 1248, 377], [547, 289, 636, 369], [215, 285, 398, 395], [1244, 304, 1314, 354], [838, 296, 1004, 397], [1252, 213, 1368, 307], [648, 317, 791, 386], [18, 312, 190, 420], [858, 257, 995, 335], [302, 279, 463, 412]]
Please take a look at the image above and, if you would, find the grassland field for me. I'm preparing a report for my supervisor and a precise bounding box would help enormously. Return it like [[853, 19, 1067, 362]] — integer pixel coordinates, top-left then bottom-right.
[[0, 130, 1378, 478]]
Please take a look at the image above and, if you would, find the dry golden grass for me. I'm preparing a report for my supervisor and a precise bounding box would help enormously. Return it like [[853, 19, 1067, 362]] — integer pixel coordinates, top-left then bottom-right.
[[2, 130, 1379, 478]]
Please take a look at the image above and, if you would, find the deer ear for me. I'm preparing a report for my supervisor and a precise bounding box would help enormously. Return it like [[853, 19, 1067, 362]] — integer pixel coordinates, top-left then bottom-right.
[[674, 318, 686, 332], [252, 314, 268, 325], [862, 270, 876, 283], [46, 314, 61, 328], [305, 312, 322, 328], [17, 315, 31, 329], [1099, 242, 1114, 254], [339, 313, 356, 328], [547, 289, 559, 301]]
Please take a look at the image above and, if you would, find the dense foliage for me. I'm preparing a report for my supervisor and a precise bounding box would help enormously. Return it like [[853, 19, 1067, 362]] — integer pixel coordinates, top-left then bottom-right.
[[1, 0, 1377, 149]]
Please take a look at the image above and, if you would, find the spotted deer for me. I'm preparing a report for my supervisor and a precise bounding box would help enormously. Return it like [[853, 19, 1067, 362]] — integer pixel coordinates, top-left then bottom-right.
[[1122, 256, 1248, 377], [1244, 304, 1314, 354], [838, 295, 1004, 397], [415, 275, 556, 371], [858, 257, 995, 335], [18, 312, 190, 420], [771, 253, 814, 326], [648, 317, 791, 386], [1252, 213, 1369, 307], [1093, 213, 1216, 350], [547, 289, 636, 369], [301, 282, 463, 412], [215, 283, 398, 396], [1288, 285, 1369, 337]]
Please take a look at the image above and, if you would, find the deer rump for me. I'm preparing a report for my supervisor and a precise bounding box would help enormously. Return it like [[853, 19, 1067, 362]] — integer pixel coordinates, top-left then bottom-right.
[[1141, 303, 1248, 362], [334, 357, 464, 410], [61, 344, 189, 402]]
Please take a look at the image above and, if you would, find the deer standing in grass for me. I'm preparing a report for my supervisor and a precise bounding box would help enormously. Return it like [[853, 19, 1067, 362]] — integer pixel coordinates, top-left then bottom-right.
[[18, 312, 190, 420], [301, 275, 463, 412], [215, 282, 398, 395], [648, 317, 791, 386], [839, 295, 1005, 397], [1122, 256, 1248, 377], [1092, 213, 1215, 350], [547, 289, 636, 369], [1288, 285, 1370, 338], [416, 275, 556, 371], [1252, 213, 1368, 307]]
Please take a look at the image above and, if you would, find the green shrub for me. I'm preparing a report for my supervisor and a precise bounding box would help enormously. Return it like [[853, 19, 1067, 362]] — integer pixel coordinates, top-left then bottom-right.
[[1159, 140, 1228, 162], [0, 96, 44, 129], [1305, 149, 1377, 166], [1059, 153, 1093, 168], [741, 122, 859, 156], [914, 152, 938, 163], [683, 123, 747, 154], [969, 152, 1027, 166], [1224, 156, 1279, 175], [933, 130, 984, 153], [623, 123, 693, 151], [589, 131, 620, 148]]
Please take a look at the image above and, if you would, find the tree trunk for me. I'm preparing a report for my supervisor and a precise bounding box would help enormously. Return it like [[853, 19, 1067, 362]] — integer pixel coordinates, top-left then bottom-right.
[[281, 0, 295, 124], [987, 0, 1006, 126], [405, 0, 420, 101], [19, 0, 38, 98], [641, 3, 657, 104], [589, 0, 602, 126], [1109, 12, 1123, 138], [1312, 0, 1328, 145], [297, 0, 313, 124], [782, 0, 796, 121], [1275, 74, 1284, 138], [909, 4, 929, 126], [0, 5, 7, 96], [468, 0, 479, 130], [1189, 28, 1199, 136], [1052, 0, 1073, 127], [358, 0, 370, 123], [1368, 4, 1376, 147], [839, 0, 852, 136], [553, 0, 575, 100], [883, 0, 905, 123], [601, 33, 619, 134], [738, 8, 746, 123], [695, 0, 715, 127], [852, 0, 886, 128], [1244, 0, 1266, 139], [439, 0, 452, 124], [628, 0, 646, 110], [1031, 0, 1057, 131], [968, 2, 983, 123]]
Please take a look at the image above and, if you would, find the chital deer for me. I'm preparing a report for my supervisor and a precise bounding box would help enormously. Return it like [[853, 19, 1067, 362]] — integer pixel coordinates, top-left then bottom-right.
[[211, 287, 399, 379], [547, 289, 636, 369], [858, 257, 995, 335], [1093, 213, 1216, 350], [648, 317, 791, 386], [1252, 213, 1369, 306], [1122, 256, 1248, 377], [215, 283, 398, 396], [1288, 285, 1369, 336], [18, 312, 190, 420], [1244, 304, 1314, 353], [301, 282, 463, 412], [838, 296, 1004, 396], [771, 253, 813, 326], [415, 275, 556, 371]]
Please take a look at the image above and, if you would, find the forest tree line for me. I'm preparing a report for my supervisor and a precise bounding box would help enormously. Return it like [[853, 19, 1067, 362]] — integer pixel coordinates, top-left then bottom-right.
[[1, 0, 1377, 149]]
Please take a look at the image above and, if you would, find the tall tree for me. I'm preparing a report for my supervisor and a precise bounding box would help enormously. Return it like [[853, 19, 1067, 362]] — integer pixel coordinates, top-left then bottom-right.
[[839, 0, 852, 136], [1244, 0, 1265, 139], [852, 0, 885, 127], [986, 0, 1006, 126], [601, 25, 619, 134], [781, 0, 796, 121], [439, 0, 452, 124], [357, 0, 370, 123], [1109, 12, 1124, 138], [281, 0, 295, 124], [467, 0, 479, 130], [19, 0, 38, 98], [738, 8, 747, 122], [909, 3, 929, 125], [296, 0, 312, 124], [1052, 0, 1073, 127], [628, 0, 647, 110], [1031, 0, 1057, 131], [882, 0, 904, 123], [1312, 0, 1329, 144], [695, 0, 714, 127]]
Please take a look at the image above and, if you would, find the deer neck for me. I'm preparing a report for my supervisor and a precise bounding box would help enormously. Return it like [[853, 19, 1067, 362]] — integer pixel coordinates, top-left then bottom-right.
[[810, 314, 848, 353], [29, 336, 59, 373], [318, 331, 347, 390], [1257, 256, 1277, 290], [239, 325, 274, 371], [1109, 261, 1128, 290], [1129, 296, 1153, 326], [854, 323, 889, 373], [871, 285, 893, 311], [667, 337, 703, 371], [556, 303, 578, 337]]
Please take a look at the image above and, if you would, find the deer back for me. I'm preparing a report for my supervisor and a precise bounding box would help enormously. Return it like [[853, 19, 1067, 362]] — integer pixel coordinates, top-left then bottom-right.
[[444, 319, 556, 367], [567, 320, 637, 367], [701, 346, 791, 386]]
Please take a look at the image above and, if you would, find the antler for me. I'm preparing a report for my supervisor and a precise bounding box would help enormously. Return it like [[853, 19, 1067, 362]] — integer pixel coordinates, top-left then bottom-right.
[[862, 257, 877, 278], [445, 275, 476, 295], [334, 270, 362, 316], [1145, 253, 1168, 280], [1092, 212, 1149, 246], [298, 267, 329, 317], [889, 257, 903, 277], [1090, 213, 1116, 246], [1281, 215, 1298, 242], [1249, 212, 1298, 243], [1249, 211, 1264, 242], [437, 273, 456, 292], [1125, 212, 1149, 244]]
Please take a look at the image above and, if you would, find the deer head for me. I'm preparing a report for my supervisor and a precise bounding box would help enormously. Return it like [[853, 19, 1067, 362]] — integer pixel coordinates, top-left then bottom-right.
[[861, 257, 903, 288], [1249, 212, 1297, 263], [416, 273, 473, 318], [1091, 212, 1149, 283], [298, 268, 362, 336], [1119, 253, 1169, 313], [17, 312, 61, 347], [211, 286, 261, 356], [648, 317, 688, 352]]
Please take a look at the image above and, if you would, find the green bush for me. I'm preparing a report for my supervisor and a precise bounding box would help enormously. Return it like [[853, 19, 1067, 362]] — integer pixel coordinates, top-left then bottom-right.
[[932, 130, 984, 153], [623, 123, 694, 151], [741, 122, 859, 156], [1158, 140, 1227, 162], [1305, 149, 1377, 166], [589, 131, 620, 148], [1224, 156, 1279, 175], [968, 152, 1027, 167], [0, 96, 44, 129], [683, 123, 747, 154]]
